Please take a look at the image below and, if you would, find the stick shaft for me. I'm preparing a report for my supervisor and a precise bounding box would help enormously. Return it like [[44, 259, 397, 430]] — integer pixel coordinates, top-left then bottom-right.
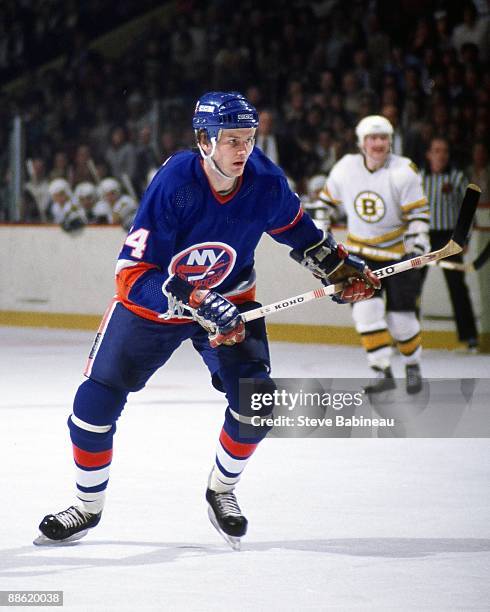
[[242, 241, 460, 322], [242, 183, 482, 323]]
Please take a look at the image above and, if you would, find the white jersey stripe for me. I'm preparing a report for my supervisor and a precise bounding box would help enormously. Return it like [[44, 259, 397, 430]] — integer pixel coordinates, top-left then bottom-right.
[[84, 298, 119, 377]]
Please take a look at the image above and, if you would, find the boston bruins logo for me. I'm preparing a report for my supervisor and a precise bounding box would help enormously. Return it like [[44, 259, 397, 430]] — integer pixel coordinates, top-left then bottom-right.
[[354, 191, 386, 223]]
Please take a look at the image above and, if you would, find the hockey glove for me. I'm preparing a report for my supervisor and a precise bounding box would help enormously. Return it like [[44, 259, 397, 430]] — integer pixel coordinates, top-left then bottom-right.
[[61, 207, 86, 233], [290, 234, 381, 304], [404, 231, 431, 257], [165, 275, 245, 348]]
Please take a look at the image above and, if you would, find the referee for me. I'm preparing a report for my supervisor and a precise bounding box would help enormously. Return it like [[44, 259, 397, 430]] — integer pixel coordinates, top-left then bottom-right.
[[421, 136, 479, 351]]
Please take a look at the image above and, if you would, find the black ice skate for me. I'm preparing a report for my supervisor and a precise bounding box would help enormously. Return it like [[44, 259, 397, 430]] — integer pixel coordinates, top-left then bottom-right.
[[364, 366, 396, 394], [405, 363, 422, 394], [206, 488, 247, 551], [33, 506, 101, 546]]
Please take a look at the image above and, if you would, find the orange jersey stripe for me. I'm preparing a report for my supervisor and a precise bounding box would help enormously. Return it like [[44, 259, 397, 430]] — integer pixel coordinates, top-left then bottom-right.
[[268, 206, 304, 235], [116, 262, 191, 324], [116, 262, 257, 324], [116, 262, 159, 302]]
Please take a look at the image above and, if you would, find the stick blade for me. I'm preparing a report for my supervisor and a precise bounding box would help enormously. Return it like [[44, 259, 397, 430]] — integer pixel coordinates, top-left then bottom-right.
[[473, 242, 490, 271], [451, 184, 481, 248]]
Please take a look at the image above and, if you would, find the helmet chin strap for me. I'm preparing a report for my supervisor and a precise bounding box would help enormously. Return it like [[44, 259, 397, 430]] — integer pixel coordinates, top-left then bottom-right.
[[197, 135, 235, 180]]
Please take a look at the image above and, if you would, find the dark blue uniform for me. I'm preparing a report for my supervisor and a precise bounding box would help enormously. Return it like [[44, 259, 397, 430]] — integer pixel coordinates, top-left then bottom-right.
[[71, 147, 323, 503]]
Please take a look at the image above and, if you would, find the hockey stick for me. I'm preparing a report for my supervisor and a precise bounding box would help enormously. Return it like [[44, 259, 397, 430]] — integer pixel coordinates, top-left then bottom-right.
[[241, 184, 481, 323], [87, 158, 101, 185], [348, 241, 490, 272], [121, 173, 138, 201], [460, 241, 490, 272]]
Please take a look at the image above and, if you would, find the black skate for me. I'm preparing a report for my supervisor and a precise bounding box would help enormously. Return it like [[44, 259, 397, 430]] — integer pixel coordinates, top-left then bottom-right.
[[364, 366, 396, 394], [33, 506, 101, 546], [206, 488, 247, 551], [406, 363, 422, 394]]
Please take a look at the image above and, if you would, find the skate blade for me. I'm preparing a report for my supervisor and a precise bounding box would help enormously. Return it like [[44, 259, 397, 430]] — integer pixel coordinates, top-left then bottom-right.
[[33, 529, 88, 546], [207, 507, 241, 551]]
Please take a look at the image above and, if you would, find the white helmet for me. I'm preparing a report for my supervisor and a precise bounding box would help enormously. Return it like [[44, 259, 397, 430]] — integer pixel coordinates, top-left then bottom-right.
[[99, 177, 121, 197], [355, 115, 393, 147], [74, 182, 96, 200], [307, 175, 327, 198], [48, 178, 71, 196]]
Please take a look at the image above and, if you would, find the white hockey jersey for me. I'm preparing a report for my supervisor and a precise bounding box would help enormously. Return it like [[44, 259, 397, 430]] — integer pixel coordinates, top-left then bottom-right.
[[320, 153, 429, 260], [93, 195, 138, 230]]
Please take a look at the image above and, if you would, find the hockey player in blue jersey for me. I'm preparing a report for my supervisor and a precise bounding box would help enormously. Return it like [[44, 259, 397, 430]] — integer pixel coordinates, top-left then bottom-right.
[[35, 92, 380, 549]]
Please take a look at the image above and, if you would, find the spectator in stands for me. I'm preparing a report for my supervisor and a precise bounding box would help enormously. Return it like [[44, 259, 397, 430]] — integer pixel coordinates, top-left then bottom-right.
[[434, 10, 453, 53], [24, 158, 51, 222], [452, 2, 490, 63], [381, 104, 404, 156], [49, 151, 72, 182], [89, 106, 112, 158], [135, 125, 160, 195], [341, 71, 362, 117], [315, 129, 337, 175], [159, 130, 179, 164], [105, 126, 137, 186], [125, 91, 157, 144], [467, 140, 490, 204], [1, 0, 488, 213], [72, 145, 95, 185], [365, 13, 391, 76], [255, 109, 303, 182], [255, 110, 282, 167]]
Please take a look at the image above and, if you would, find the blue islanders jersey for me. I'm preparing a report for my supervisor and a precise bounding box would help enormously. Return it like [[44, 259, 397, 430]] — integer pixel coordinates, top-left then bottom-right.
[[115, 147, 322, 323]]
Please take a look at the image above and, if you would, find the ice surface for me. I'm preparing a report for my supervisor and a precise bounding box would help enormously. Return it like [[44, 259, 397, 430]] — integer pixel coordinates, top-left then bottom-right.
[[0, 327, 489, 611]]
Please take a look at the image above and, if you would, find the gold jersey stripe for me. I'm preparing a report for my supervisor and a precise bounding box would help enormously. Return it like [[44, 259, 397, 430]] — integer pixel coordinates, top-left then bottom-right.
[[319, 187, 341, 206], [347, 226, 405, 245], [347, 241, 405, 261], [400, 197, 429, 212]]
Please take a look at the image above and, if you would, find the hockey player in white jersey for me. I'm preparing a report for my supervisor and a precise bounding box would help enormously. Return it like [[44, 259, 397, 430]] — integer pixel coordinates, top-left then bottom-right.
[[48, 179, 87, 232], [97, 177, 138, 230], [318, 115, 430, 393]]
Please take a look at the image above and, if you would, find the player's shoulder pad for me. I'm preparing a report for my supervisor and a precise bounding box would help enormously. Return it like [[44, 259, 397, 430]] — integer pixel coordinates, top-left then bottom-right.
[[329, 153, 359, 177], [388, 154, 422, 186], [137, 151, 203, 222], [151, 151, 198, 186], [145, 151, 204, 202], [390, 154, 420, 174]]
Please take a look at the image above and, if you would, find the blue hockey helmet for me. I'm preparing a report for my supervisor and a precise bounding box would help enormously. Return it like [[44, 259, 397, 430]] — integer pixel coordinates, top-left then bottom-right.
[[192, 92, 259, 141]]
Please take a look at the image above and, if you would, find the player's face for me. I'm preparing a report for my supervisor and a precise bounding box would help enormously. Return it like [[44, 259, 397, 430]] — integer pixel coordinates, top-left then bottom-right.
[[52, 192, 69, 205], [213, 128, 256, 177], [363, 134, 390, 164], [104, 190, 118, 205]]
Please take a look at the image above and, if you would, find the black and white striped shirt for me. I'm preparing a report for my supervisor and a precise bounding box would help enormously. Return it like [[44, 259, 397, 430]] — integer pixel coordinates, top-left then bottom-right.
[[421, 168, 467, 230]]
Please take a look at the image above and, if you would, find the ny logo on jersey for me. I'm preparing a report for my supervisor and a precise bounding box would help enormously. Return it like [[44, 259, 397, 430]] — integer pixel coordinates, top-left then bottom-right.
[[354, 191, 386, 223], [169, 242, 237, 288]]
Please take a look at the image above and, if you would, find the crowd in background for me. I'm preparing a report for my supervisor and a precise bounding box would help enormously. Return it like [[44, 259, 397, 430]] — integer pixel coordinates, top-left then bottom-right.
[[0, 0, 156, 82], [0, 0, 489, 226]]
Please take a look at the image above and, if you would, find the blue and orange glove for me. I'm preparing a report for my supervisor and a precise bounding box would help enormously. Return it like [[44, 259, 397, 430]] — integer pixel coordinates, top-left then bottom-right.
[[164, 276, 245, 347]]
